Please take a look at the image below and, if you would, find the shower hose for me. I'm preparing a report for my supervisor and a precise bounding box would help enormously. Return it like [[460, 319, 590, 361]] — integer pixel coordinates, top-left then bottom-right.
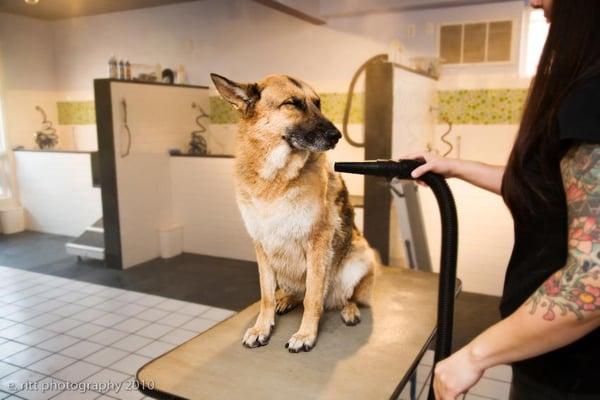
[[334, 159, 458, 400]]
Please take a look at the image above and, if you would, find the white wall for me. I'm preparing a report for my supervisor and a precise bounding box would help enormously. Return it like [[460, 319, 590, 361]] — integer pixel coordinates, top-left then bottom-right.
[[14, 151, 101, 236], [51, 0, 387, 93]]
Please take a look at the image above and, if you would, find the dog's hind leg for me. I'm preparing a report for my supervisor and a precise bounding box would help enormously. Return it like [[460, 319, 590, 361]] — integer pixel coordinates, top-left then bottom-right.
[[351, 268, 374, 306], [275, 290, 300, 315]]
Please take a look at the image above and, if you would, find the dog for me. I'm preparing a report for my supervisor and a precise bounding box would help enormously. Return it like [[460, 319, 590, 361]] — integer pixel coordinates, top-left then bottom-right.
[[211, 73, 378, 353]]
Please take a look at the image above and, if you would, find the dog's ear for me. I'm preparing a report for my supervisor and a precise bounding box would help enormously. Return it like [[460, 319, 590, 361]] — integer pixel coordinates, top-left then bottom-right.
[[210, 73, 260, 115]]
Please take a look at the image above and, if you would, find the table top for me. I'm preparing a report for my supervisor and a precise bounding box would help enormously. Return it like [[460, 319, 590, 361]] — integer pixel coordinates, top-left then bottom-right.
[[136, 267, 441, 400]]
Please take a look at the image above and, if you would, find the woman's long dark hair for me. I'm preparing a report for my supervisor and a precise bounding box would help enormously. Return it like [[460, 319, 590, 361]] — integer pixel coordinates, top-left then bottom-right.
[[502, 0, 600, 220]]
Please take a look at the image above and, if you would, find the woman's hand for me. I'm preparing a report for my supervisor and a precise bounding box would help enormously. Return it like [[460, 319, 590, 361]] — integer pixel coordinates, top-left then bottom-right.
[[433, 346, 484, 400], [400, 151, 505, 195], [400, 151, 460, 179]]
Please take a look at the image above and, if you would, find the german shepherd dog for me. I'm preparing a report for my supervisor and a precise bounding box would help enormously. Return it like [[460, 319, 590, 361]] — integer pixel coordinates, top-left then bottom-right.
[[211, 73, 377, 352]]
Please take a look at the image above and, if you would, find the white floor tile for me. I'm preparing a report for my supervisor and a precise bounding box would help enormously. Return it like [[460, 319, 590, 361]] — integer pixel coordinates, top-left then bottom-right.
[[111, 336, 152, 353], [50, 304, 86, 318], [56, 292, 87, 303], [84, 348, 129, 368], [109, 353, 151, 376], [0, 324, 37, 341], [93, 314, 127, 328], [484, 364, 512, 383], [43, 319, 83, 334], [200, 307, 235, 321], [3, 348, 52, 368], [0, 369, 45, 393], [28, 299, 67, 314], [53, 361, 102, 384], [177, 303, 210, 317], [13, 330, 57, 347], [35, 335, 79, 352], [134, 324, 173, 340], [50, 389, 100, 399], [11, 296, 47, 309], [21, 314, 63, 329], [0, 341, 29, 359], [158, 313, 192, 328], [70, 309, 106, 323], [0, 322, 15, 332], [155, 299, 188, 312], [134, 309, 169, 323], [4, 310, 42, 324], [0, 362, 19, 380], [134, 341, 173, 359], [134, 295, 165, 308], [60, 341, 104, 359], [180, 318, 217, 333], [469, 376, 511, 399], [113, 292, 145, 303], [110, 320, 149, 334], [88, 329, 129, 347], [114, 304, 146, 318], [159, 329, 197, 346], [27, 354, 76, 375], [94, 300, 127, 313], [78, 284, 107, 295], [0, 306, 25, 317], [66, 324, 106, 340], [76, 296, 106, 308]]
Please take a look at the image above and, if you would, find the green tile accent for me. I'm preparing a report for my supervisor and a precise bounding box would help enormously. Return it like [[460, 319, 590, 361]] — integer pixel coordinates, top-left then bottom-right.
[[437, 89, 527, 125], [57, 101, 96, 125], [208, 93, 365, 125]]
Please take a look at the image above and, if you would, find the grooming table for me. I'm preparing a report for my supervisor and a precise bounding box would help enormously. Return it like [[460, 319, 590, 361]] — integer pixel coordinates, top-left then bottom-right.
[[137, 267, 449, 400]]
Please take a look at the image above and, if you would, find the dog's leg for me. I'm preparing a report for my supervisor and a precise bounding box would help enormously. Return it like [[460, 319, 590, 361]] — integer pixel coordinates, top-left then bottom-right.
[[286, 233, 330, 353], [275, 290, 300, 315], [341, 301, 361, 326], [242, 243, 276, 348]]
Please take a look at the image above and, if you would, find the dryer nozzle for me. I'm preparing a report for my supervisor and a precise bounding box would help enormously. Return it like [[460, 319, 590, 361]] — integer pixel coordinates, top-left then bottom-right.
[[334, 159, 424, 180]]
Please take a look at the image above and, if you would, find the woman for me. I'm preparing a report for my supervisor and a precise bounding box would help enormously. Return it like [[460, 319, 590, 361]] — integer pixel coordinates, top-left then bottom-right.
[[406, 0, 600, 398]]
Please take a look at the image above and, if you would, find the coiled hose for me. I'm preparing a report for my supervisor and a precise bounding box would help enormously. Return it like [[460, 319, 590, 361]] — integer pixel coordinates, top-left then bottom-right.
[[333, 159, 458, 400]]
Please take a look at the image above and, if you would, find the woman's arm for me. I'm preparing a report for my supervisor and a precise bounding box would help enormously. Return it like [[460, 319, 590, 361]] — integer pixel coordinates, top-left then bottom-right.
[[402, 151, 505, 195], [433, 142, 600, 400]]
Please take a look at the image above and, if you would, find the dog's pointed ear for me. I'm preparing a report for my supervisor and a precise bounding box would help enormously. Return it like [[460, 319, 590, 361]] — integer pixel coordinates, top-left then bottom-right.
[[210, 73, 260, 115]]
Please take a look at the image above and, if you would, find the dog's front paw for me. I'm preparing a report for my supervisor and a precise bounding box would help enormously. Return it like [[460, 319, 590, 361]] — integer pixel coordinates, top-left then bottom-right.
[[285, 331, 317, 353], [242, 324, 273, 348]]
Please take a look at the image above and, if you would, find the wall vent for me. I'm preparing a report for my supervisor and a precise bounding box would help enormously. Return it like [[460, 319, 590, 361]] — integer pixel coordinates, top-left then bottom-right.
[[439, 20, 513, 65]]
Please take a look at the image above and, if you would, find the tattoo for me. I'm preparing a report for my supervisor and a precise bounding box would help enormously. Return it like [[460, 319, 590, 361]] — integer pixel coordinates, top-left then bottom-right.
[[527, 143, 600, 321]]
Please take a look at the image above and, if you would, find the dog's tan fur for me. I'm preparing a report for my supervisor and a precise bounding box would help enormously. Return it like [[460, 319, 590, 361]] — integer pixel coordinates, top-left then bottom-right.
[[211, 73, 377, 352]]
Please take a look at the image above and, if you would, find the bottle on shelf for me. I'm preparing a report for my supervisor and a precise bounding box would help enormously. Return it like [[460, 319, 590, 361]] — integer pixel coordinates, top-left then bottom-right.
[[109, 55, 118, 79]]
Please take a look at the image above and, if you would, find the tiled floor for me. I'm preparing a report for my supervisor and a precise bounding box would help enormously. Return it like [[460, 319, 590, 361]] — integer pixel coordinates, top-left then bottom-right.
[[0, 265, 234, 400]]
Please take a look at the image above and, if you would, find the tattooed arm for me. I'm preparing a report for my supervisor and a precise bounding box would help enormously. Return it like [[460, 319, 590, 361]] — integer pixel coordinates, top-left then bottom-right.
[[432, 142, 600, 400]]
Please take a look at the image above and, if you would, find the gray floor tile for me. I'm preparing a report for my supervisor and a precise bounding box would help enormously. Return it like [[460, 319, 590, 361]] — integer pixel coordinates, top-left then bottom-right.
[[134, 324, 173, 340], [43, 319, 83, 334], [70, 309, 105, 323], [66, 324, 106, 340], [158, 329, 197, 346], [110, 320, 149, 335], [15, 376, 63, 400], [0, 362, 19, 380], [157, 313, 192, 328], [21, 314, 62, 329], [0, 325, 37, 341], [82, 368, 129, 394], [12, 330, 56, 347], [92, 314, 127, 328], [180, 318, 217, 333]]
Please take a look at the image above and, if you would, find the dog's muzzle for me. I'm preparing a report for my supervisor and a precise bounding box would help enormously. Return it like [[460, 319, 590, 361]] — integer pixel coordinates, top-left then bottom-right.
[[284, 121, 342, 152]]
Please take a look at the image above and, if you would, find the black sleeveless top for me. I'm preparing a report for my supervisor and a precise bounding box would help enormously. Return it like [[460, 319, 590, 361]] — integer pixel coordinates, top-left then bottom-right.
[[500, 75, 600, 394]]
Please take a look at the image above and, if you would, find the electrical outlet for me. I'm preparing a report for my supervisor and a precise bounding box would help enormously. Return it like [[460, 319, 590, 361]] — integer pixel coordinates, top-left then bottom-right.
[[407, 24, 416, 37]]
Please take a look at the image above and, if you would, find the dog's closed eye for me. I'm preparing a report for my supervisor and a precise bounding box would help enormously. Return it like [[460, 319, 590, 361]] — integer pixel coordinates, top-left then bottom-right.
[[280, 97, 306, 111]]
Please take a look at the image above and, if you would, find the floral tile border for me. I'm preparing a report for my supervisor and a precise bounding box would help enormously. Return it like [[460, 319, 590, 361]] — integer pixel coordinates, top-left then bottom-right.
[[57, 101, 96, 125], [437, 89, 527, 125]]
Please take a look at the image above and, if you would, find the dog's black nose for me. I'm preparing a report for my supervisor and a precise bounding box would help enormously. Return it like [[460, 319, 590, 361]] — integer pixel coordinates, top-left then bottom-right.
[[326, 130, 342, 142]]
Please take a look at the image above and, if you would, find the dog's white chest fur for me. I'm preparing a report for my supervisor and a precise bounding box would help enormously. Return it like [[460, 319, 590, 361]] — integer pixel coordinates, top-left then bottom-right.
[[238, 187, 319, 254]]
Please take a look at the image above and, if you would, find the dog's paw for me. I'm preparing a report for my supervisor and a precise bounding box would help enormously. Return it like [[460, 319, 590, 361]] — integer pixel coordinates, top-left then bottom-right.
[[285, 331, 317, 353], [341, 302, 361, 326], [242, 324, 273, 348], [275, 293, 299, 315]]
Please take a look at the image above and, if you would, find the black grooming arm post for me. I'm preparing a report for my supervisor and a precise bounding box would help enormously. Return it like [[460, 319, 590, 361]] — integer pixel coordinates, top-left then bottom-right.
[[334, 160, 458, 400]]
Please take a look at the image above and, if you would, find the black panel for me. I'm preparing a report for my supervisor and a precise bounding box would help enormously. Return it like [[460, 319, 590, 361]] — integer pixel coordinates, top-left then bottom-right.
[[94, 79, 122, 269], [363, 62, 393, 265]]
